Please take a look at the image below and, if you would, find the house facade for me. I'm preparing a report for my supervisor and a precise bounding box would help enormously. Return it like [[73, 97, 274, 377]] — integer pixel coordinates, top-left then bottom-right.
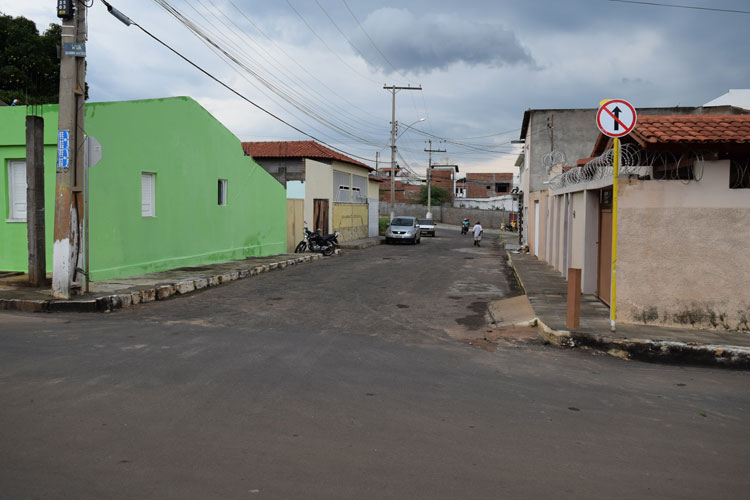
[[536, 114, 750, 331], [519, 104, 748, 259], [1, 97, 287, 280], [242, 141, 378, 248]]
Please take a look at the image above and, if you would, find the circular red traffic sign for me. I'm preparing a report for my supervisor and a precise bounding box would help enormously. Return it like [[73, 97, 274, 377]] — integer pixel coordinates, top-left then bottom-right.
[[597, 99, 637, 138]]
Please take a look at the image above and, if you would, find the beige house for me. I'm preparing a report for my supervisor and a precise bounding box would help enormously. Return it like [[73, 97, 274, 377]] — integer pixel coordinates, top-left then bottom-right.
[[519, 104, 748, 258], [533, 114, 750, 331], [242, 141, 379, 251]]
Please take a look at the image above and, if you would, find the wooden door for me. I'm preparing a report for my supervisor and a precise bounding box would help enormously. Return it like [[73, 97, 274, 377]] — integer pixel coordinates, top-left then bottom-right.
[[597, 190, 613, 305], [313, 199, 329, 234]]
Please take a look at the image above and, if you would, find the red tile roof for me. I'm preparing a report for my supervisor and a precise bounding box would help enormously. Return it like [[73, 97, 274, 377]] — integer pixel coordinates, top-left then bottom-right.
[[590, 114, 750, 156], [631, 115, 750, 146], [241, 140, 372, 171]]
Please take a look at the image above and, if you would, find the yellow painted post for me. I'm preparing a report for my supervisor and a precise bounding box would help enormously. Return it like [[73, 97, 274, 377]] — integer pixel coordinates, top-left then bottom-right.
[[610, 137, 620, 331]]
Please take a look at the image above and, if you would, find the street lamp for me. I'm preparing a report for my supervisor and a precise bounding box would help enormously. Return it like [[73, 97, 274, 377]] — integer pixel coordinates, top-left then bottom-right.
[[389, 118, 425, 219]]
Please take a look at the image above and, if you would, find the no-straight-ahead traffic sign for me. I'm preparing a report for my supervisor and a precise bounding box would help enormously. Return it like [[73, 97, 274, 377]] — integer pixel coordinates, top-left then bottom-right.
[[597, 99, 637, 138]]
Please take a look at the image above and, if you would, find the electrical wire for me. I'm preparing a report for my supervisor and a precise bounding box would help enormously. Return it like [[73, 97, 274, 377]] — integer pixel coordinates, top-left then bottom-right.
[[220, 0, 385, 130], [285, 0, 381, 85], [177, 0, 385, 138], [153, 0, 388, 149], [103, 1, 378, 165], [608, 0, 750, 14]]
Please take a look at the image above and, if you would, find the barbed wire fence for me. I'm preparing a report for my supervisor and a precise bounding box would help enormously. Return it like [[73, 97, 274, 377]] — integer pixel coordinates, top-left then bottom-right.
[[548, 143, 706, 189]]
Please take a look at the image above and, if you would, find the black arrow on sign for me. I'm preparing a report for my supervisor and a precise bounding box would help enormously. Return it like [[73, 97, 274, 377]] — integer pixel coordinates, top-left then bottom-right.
[[612, 106, 622, 130]]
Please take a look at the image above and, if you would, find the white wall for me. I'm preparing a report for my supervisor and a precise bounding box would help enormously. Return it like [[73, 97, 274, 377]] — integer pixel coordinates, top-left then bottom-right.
[[304, 159, 333, 231], [453, 195, 516, 211]]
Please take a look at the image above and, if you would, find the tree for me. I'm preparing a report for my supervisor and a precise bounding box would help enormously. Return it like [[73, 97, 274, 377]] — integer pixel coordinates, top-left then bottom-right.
[[0, 14, 63, 105], [418, 185, 452, 206]]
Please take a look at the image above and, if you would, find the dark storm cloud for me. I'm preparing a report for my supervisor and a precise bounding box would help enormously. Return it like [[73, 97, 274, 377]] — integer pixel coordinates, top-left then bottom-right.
[[350, 7, 535, 74]]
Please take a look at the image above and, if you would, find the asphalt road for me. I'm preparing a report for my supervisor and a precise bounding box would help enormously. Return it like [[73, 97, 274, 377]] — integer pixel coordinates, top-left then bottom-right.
[[1, 226, 748, 499]]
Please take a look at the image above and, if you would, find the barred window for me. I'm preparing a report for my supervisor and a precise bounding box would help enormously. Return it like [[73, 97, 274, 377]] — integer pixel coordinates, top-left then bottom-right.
[[351, 174, 368, 203], [334, 171, 351, 202], [730, 158, 750, 189]]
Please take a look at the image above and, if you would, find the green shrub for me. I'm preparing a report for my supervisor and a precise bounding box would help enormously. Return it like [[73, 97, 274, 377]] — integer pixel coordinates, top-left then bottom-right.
[[379, 217, 390, 236]]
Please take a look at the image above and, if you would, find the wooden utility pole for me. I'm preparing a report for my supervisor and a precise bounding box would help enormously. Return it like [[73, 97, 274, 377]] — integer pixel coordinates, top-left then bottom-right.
[[26, 115, 46, 286], [53, 1, 87, 298], [384, 84, 421, 220], [424, 140, 445, 219]]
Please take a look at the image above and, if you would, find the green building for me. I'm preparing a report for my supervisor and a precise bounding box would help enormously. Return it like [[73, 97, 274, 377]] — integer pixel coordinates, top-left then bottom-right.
[[1, 96, 286, 280]]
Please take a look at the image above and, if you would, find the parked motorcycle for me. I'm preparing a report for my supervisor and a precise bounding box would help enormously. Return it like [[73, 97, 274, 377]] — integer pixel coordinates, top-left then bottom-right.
[[295, 226, 340, 256]]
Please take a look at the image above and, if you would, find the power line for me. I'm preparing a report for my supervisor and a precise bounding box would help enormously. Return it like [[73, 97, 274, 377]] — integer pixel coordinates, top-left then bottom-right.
[[153, 0, 387, 149], [104, 1, 377, 165], [608, 0, 750, 14], [193, 0, 386, 134], [285, 0, 381, 85]]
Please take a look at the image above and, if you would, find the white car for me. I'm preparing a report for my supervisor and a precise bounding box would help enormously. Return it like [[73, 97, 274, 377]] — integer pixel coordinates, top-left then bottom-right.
[[385, 216, 421, 244], [417, 219, 436, 237]]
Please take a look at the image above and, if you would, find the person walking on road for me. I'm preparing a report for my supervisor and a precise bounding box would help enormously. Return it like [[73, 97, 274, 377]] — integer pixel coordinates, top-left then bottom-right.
[[472, 221, 483, 247]]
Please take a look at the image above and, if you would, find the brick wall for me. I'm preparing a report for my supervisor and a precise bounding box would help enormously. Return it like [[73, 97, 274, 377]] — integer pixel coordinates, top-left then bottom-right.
[[466, 173, 513, 198], [378, 181, 422, 203]]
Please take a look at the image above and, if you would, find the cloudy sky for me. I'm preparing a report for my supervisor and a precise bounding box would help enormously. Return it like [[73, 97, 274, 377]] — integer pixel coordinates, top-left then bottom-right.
[[2, 0, 748, 175]]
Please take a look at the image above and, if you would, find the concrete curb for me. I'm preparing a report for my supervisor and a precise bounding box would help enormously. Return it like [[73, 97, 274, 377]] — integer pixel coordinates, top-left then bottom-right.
[[507, 252, 750, 369], [535, 318, 750, 369], [505, 251, 527, 295], [0, 253, 331, 314]]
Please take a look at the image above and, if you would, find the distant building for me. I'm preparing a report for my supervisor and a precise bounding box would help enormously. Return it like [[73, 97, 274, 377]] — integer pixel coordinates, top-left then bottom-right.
[[466, 173, 513, 198], [242, 140, 379, 244], [704, 89, 750, 110]]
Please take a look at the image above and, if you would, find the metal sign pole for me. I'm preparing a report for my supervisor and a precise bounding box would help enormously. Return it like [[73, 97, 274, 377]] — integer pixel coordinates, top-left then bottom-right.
[[610, 137, 620, 331]]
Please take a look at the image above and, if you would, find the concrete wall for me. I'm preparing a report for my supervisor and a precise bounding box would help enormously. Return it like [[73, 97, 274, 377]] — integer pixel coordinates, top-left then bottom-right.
[[333, 203, 368, 241], [453, 195, 516, 211], [379, 202, 516, 229], [617, 161, 750, 331], [525, 109, 600, 194]]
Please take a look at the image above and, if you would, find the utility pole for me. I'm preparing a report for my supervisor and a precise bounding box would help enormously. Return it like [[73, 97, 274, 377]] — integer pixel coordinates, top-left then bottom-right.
[[375, 151, 379, 174], [384, 84, 421, 220], [53, 1, 87, 298], [26, 115, 46, 287], [424, 140, 446, 220]]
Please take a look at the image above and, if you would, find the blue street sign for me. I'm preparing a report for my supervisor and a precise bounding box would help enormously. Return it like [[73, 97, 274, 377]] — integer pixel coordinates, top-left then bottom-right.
[[64, 42, 86, 57], [57, 130, 70, 169]]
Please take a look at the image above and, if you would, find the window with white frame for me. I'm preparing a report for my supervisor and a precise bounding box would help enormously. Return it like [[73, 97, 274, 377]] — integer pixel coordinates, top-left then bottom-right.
[[218, 179, 228, 205], [7, 160, 27, 221], [141, 172, 156, 217]]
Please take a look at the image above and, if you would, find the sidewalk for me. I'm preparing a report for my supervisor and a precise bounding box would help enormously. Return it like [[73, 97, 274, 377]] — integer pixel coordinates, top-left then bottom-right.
[[502, 251, 750, 369], [337, 237, 382, 249], [0, 253, 334, 313]]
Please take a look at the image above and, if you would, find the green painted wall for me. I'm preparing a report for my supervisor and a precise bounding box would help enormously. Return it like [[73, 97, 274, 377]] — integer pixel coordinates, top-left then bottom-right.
[[0, 97, 286, 279]]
